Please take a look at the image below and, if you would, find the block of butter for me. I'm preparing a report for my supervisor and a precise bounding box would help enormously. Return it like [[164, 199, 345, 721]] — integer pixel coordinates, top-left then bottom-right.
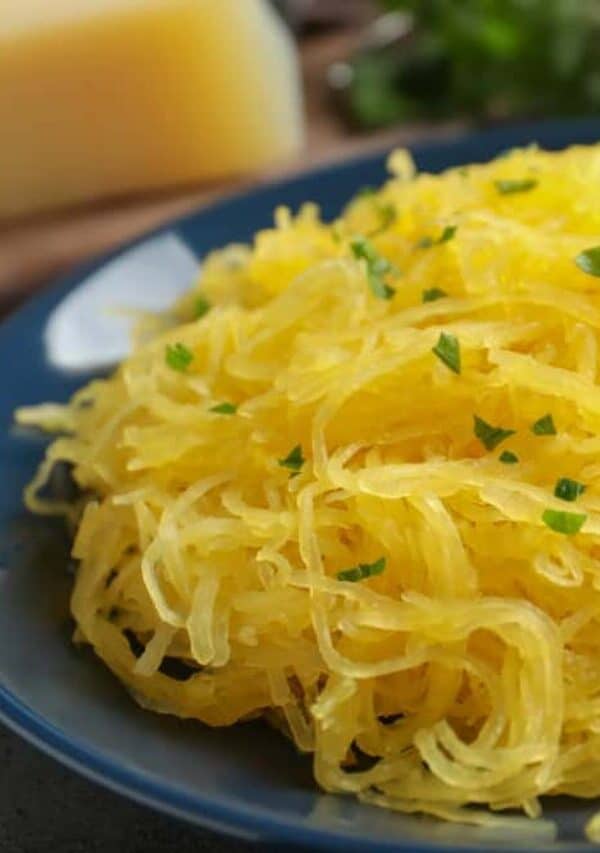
[[0, 0, 304, 219]]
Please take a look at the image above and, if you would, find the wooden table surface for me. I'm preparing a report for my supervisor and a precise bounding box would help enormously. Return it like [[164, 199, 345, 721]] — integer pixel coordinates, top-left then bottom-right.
[[0, 22, 461, 316]]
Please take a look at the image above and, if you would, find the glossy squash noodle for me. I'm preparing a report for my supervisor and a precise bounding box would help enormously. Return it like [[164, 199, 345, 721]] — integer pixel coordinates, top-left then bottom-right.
[[17, 143, 600, 833]]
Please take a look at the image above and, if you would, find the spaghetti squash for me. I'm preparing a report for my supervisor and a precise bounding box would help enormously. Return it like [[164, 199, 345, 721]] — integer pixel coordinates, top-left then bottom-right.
[[17, 143, 600, 829]]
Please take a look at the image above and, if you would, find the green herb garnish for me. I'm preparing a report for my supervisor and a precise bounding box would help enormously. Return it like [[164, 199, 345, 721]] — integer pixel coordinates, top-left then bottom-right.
[[350, 237, 396, 300], [418, 225, 457, 249], [423, 288, 448, 303], [474, 415, 515, 451], [432, 332, 461, 374], [438, 225, 457, 243], [356, 187, 397, 236], [210, 402, 238, 415], [278, 444, 305, 475], [554, 477, 586, 502], [542, 509, 587, 535], [369, 202, 397, 237], [531, 414, 556, 436], [495, 178, 538, 195], [165, 343, 193, 372], [337, 556, 386, 583], [499, 450, 519, 464], [194, 295, 211, 320], [575, 247, 600, 278]]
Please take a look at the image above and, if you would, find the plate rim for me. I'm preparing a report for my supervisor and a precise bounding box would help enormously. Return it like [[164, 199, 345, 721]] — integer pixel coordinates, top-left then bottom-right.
[[2, 118, 600, 852]]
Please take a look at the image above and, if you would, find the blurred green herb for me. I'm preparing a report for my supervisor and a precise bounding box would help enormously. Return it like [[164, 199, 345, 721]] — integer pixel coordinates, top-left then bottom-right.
[[542, 508, 587, 535], [278, 444, 305, 475], [194, 295, 211, 319], [474, 415, 515, 451], [350, 237, 397, 300], [166, 343, 193, 372], [418, 225, 457, 248], [532, 414, 556, 436], [432, 332, 461, 374], [554, 477, 586, 502], [576, 247, 600, 277], [369, 202, 397, 237], [210, 402, 238, 415], [346, 1, 600, 128], [422, 287, 448, 302], [337, 557, 386, 583], [495, 178, 538, 195]]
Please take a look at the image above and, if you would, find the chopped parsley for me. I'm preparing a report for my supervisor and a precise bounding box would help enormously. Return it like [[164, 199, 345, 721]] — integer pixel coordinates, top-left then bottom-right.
[[194, 295, 211, 319], [210, 402, 238, 415], [356, 187, 397, 237], [432, 332, 461, 374], [278, 444, 305, 475], [369, 202, 397, 237], [495, 178, 538, 195], [423, 288, 448, 303], [350, 237, 396, 300], [531, 414, 556, 436], [165, 342, 193, 372], [575, 247, 600, 278], [554, 477, 586, 502], [418, 225, 457, 249], [337, 556, 386, 583], [474, 415, 515, 451], [438, 225, 457, 244], [542, 509, 587, 535], [499, 450, 519, 464]]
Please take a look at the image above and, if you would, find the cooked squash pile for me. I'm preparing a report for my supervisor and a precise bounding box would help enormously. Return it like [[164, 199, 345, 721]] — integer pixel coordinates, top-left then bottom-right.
[[18, 144, 600, 829]]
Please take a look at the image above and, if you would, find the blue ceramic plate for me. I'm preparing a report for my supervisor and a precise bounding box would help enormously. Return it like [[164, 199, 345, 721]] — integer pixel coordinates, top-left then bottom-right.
[[2, 120, 600, 853]]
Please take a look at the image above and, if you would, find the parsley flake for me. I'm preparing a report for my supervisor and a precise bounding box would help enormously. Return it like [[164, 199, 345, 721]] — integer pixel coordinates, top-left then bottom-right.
[[474, 415, 515, 451], [423, 288, 448, 303], [165, 343, 193, 372], [418, 225, 457, 249], [356, 188, 397, 236], [554, 477, 586, 502], [194, 295, 211, 319], [575, 247, 600, 278], [542, 509, 587, 535], [438, 225, 457, 244], [278, 444, 305, 474], [210, 402, 238, 415], [350, 237, 396, 300], [531, 414, 556, 436], [499, 450, 519, 464], [432, 332, 461, 374], [337, 557, 386, 583], [495, 178, 538, 195], [369, 202, 397, 237]]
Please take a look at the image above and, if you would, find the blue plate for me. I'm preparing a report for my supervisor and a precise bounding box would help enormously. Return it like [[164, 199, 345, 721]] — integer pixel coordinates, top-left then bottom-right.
[[2, 120, 600, 852]]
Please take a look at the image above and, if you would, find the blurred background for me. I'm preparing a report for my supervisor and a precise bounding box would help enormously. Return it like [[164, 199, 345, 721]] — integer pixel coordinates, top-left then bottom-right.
[[2, 0, 599, 316]]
